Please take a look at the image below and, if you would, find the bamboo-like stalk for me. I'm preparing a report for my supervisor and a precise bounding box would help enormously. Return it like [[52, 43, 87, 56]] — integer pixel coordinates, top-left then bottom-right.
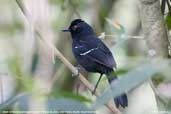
[[15, 0, 121, 114]]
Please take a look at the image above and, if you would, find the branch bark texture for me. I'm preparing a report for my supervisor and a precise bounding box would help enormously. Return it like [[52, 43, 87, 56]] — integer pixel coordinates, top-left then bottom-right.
[[140, 0, 170, 58]]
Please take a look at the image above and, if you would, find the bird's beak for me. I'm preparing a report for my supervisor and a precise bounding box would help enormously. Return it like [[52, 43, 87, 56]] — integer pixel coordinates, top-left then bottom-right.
[[62, 29, 70, 32]]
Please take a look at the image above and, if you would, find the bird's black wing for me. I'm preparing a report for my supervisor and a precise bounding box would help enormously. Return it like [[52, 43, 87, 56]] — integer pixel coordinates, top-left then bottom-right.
[[88, 37, 116, 69], [74, 36, 116, 69]]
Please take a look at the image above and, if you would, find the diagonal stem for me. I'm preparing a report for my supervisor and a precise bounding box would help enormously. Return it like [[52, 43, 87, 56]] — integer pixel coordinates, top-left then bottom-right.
[[15, 0, 122, 114]]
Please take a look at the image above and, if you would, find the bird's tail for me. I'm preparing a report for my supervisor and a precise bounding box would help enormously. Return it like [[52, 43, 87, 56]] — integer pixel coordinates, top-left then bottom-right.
[[107, 75, 128, 108]]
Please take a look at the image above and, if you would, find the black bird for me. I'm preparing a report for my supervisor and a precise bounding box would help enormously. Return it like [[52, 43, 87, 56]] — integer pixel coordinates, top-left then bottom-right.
[[63, 19, 128, 108]]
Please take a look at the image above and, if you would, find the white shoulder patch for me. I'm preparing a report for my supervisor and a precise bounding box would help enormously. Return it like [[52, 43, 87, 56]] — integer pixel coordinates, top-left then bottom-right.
[[80, 47, 99, 55], [75, 46, 83, 49]]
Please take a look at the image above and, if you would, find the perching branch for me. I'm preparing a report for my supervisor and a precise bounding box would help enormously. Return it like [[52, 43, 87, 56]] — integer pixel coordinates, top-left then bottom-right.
[[15, 0, 121, 114]]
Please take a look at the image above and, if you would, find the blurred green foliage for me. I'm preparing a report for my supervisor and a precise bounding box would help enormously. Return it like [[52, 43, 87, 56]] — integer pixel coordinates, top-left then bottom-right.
[[166, 13, 171, 30], [49, 91, 91, 103], [0, 20, 23, 36], [0, 0, 171, 113], [95, 59, 171, 107], [8, 55, 34, 92]]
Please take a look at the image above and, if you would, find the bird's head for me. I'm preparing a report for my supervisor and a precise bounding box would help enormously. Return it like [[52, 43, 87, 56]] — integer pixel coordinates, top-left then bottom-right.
[[62, 19, 94, 39]]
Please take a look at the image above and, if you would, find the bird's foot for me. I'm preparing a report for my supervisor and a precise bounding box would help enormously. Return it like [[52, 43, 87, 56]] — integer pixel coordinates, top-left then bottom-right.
[[76, 83, 80, 95], [91, 88, 96, 95], [91, 74, 103, 95], [72, 67, 81, 77]]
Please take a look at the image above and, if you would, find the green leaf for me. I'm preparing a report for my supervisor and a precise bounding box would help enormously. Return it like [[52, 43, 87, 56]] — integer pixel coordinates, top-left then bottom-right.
[[166, 14, 171, 30], [94, 60, 171, 108], [49, 91, 92, 103], [0, 93, 29, 111]]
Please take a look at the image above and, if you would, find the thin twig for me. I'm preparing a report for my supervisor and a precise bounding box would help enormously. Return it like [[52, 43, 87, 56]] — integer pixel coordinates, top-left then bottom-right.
[[124, 35, 144, 39], [16, 0, 26, 15], [15, 0, 121, 114], [69, 0, 82, 19], [99, 33, 144, 39], [50, 64, 65, 87], [149, 80, 169, 106]]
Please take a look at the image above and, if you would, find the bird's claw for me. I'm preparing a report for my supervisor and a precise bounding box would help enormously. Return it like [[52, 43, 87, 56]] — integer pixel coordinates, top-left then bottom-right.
[[91, 90, 95, 95], [91, 88, 96, 95], [72, 67, 80, 77]]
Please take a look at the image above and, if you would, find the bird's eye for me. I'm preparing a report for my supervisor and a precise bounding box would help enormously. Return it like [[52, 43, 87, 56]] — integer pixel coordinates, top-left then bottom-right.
[[72, 25, 79, 31], [72, 25, 82, 33]]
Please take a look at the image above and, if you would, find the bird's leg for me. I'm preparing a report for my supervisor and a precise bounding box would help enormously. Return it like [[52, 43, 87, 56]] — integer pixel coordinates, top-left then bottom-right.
[[92, 74, 103, 95], [76, 83, 80, 95], [72, 66, 81, 77]]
